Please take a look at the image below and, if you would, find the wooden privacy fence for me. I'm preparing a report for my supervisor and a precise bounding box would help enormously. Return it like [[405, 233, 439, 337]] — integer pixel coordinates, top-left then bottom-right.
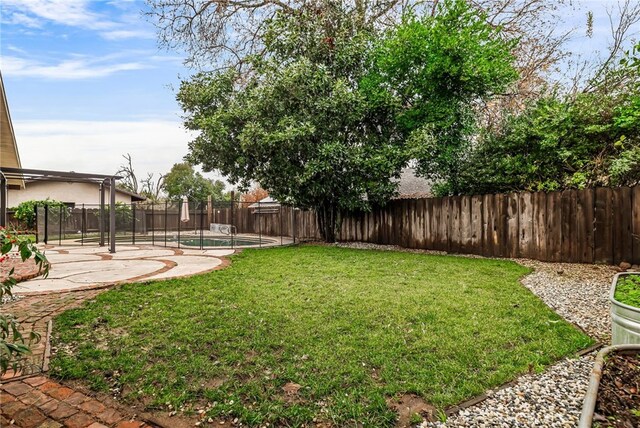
[[337, 186, 640, 265]]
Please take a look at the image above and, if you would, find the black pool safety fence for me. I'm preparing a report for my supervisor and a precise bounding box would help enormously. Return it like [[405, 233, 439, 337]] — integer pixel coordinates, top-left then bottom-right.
[[34, 199, 321, 250]]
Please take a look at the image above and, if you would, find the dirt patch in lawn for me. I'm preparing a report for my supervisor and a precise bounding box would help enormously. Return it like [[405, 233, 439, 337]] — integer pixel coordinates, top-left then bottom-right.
[[387, 394, 437, 427], [595, 353, 640, 427]]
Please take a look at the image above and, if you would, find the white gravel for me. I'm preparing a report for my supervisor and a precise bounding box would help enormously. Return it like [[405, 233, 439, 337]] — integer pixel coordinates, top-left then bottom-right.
[[421, 355, 595, 428], [336, 242, 615, 427], [515, 259, 614, 342]]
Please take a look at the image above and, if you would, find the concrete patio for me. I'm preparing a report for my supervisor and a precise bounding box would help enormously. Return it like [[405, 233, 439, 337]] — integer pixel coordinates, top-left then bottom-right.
[[15, 245, 234, 294]]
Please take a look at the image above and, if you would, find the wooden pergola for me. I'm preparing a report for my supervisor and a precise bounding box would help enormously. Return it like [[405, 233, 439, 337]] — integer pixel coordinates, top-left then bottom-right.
[[0, 167, 122, 253]]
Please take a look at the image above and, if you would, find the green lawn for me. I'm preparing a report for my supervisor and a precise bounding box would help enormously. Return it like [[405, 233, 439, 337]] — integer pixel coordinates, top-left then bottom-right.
[[50, 245, 592, 427]]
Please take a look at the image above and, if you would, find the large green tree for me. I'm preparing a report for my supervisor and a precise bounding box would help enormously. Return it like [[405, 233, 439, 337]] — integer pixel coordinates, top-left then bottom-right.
[[179, 3, 405, 241], [162, 162, 226, 202], [367, 0, 518, 195]]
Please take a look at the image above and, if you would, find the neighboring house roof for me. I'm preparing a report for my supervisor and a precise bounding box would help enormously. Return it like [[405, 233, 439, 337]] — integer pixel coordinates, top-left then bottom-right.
[[395, 167, 433, 199], [248, 196, 280, 209], [0, 72, 24, 189], [115, 187, 146, 202]]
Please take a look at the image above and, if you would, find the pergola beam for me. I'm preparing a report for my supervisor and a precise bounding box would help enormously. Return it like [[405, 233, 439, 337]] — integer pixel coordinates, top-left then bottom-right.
[[0, 167, 122, 182]]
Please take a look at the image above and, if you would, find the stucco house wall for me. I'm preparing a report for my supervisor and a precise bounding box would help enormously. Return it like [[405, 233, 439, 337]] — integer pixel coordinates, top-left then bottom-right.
[[8, 181, 142, 207]]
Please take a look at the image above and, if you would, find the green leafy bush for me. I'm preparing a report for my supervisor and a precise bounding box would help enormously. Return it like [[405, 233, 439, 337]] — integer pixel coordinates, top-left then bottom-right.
[[459, 91, 640, 194], [456, 41, 640, 195], [1, 227, 49, 375], [12, 199, 69, 229]]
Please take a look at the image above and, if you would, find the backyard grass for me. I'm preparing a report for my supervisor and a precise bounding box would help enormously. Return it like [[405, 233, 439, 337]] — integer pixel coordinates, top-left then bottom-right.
[[50, 245, 592, 427]]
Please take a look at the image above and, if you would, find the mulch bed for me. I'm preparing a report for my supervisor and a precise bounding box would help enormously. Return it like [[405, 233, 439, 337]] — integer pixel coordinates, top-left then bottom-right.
[[595, 352, 640, 427]]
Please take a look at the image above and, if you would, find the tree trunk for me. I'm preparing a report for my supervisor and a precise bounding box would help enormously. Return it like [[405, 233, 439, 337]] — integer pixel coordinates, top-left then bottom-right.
[[316, 202, 339, 243]]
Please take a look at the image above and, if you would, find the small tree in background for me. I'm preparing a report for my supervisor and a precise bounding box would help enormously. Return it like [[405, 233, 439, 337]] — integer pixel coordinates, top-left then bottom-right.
[[116, 153, 165, 202], [240, 186, 269, 204], [163, 162, 227, 202]]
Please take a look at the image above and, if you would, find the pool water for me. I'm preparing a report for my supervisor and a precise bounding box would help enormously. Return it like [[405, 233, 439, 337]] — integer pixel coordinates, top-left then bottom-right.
[[179, 237, 267, 247], [76, 235, 273, 248]]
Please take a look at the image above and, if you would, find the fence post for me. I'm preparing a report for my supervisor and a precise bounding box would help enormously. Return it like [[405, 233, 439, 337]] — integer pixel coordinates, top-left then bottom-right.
[[280, 204, 283, 246], [34, 204, 39, 244], [164, 200, 168, 247], [230, 191, 235, 249], [81, 204, 86, 246], [99, 182, 105, 247], [292, 207, 296, 244], [44, 204, 48, 244], [151, 203, 155, 246], [258, 201, 262, 247], [132, 203, 136, 245], [58, 204, 63, 245], [200, 200, 204, 250], [177, 200, 181, 249]]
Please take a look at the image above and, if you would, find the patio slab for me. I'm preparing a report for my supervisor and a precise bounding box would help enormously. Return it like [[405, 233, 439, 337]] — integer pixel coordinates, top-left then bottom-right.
[[145, 255, 221, 280], [14, 245, 233, 295]]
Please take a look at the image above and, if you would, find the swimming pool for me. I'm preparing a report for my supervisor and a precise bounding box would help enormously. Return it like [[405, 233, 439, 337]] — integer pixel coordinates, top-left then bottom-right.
[[76, 234, 279, 248]]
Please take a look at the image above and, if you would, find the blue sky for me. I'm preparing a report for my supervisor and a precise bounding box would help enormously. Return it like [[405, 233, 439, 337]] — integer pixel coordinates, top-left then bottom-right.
[[0, 0, 636, 181]]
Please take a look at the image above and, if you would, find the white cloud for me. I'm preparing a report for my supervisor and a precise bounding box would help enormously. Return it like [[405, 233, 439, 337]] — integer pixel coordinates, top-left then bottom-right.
[[2, 11, 43, 28], [1, 0, 116, 30], [1, 0, 153, 40], [14, 119, 192, 176], [12, 119, 226, 182], [100, 29, 154, 40], [0, 55, 149, 79]]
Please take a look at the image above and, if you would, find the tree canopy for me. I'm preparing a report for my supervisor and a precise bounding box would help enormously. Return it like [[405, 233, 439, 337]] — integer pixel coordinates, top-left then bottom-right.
[[179, 2, 411, 241], [367, 0, 518, 195], [177, 0, 520, 239], [162, 162, 227, 202]]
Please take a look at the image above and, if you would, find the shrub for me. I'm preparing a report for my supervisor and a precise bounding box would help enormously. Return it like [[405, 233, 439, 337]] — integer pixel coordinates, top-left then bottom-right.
[[12, 199, 69, 229], [0, 227, 49, 375]]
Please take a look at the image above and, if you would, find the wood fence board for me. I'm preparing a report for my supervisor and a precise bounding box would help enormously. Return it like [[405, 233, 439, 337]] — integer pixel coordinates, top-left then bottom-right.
[[594, 187, 613, 264], [459, 196, 472, 253], [449, 196, 461, 253], [518, 192, 534, 259], [533, 192, 547, 261], [613, 187, 632, 265], [562, 191, 577, 262], [403, 200, 412, 248], [492, 194, 502, 257], [546, 192, 562, 262], [470, 195, 483, 255], [441, 197, 451, 252], [506, 193, 519, 258], [480, 194, 493, 257], [575, 189, 594, 263], [418, 199, 427, 248]]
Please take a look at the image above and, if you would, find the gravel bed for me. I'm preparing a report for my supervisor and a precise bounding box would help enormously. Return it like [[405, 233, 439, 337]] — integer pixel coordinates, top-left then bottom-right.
[[421, 354, 595, 428], [336, 242, 615, 427], [515, 259, 613, 342]]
